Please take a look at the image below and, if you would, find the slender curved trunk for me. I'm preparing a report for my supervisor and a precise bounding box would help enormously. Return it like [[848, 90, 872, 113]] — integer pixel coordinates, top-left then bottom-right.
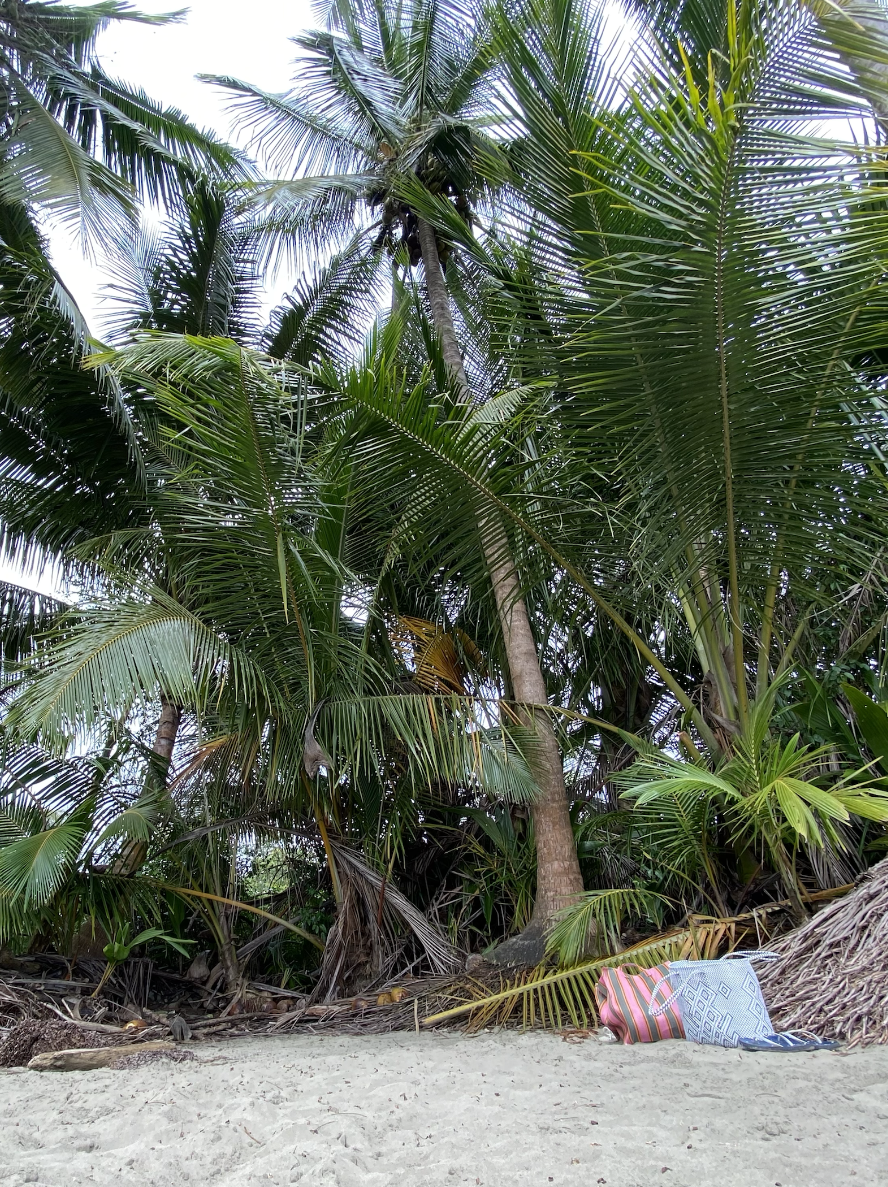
[[111, 696, 181, 876], [215, 907, 242, 992], [416, 218, 583, 940], [150, 695, 182, 770]]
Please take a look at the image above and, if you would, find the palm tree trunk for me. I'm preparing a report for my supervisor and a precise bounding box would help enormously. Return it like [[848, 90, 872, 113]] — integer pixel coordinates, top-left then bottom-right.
[[151, 695, 182, 768], [416, 218, 583, 951], [111, 696, 181, 876], [215, 907, 242, 992]]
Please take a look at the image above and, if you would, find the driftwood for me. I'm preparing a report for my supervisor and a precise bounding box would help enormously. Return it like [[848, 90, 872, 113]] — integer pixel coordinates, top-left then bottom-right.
[[28, 1040, 176, 1071]]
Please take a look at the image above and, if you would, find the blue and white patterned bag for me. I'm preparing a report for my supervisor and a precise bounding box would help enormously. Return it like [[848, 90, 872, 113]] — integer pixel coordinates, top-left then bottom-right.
[[651, 951, 778, 1048]]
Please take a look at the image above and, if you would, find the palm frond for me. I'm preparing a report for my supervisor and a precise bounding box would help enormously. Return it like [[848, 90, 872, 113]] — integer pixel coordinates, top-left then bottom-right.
[[0, 809, 90, 906], [545, 887, 671, 965], [422, 918, 753, 1029]]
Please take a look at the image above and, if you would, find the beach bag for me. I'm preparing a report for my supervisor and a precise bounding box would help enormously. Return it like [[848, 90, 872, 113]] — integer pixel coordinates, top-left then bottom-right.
[[651, 951, 778, 1048], [595, 963, 685, 1044]]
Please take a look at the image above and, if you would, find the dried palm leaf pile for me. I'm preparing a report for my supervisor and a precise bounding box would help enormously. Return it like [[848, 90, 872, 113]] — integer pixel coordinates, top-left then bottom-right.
[[759, 857, 888, 1047]]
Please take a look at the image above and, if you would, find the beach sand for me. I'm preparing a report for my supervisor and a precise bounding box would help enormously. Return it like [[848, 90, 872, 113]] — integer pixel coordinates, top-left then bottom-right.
[[0, 1032, 885, 1186]]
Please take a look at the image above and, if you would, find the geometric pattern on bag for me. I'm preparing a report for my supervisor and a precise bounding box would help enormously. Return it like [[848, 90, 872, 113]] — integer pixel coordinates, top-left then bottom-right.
[[654, 952, 777, 1048], [595, 963, 685, 1044]]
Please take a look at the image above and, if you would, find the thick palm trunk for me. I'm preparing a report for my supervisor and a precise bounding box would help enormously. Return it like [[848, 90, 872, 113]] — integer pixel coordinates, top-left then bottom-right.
[[111, 696, 181, 876], [417, 218, 583, 953]]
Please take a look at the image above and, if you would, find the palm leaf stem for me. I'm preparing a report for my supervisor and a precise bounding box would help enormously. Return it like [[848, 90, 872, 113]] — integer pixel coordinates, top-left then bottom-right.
[[756, 293, 871, 697], [715, 137, 747, 729], [148, 881, 325, 950], [674, 566, 736, 723], [308, 774, 343, 905]]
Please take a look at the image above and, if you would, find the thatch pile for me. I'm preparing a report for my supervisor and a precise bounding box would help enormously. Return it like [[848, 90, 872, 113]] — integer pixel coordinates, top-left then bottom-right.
[[759, 856, 888, 1047]]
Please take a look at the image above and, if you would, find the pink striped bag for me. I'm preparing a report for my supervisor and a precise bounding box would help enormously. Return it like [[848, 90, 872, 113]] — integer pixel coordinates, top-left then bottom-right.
[[595, 963, 685, 1044]]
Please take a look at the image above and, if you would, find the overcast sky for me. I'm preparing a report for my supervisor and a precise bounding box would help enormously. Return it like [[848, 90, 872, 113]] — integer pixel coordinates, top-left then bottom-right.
[[46, 0, 316, 331]]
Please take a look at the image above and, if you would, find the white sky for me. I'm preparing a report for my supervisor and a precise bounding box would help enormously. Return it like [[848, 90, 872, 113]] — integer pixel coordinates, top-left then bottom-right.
[[46, 0, 315, 332], [4, 1, 315, 595]]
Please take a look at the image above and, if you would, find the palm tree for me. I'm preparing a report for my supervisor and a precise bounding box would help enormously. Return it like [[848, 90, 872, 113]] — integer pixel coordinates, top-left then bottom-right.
[[304, 0, 888, 909], [207, 0, 585, 955], [0, 1, 244, 691], [435, 0, 888, 732], [3, 324, 548, 986], [0, 1, 239, 245]]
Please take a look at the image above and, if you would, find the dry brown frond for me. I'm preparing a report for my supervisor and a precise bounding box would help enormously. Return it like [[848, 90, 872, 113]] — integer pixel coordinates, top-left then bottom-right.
[[759, 857, 888, 1047]]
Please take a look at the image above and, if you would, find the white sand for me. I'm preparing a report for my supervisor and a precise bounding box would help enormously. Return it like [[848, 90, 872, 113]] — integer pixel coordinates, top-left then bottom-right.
[[1, 1032, 886, 1187]]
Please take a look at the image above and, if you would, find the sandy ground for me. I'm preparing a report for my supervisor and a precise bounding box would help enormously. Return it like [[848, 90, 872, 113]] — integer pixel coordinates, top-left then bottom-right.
[[0, 1032, 886, 1187]]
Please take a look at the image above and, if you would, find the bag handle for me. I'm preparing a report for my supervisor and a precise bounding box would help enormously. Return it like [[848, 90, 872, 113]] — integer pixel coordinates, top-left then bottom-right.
[[650, 950, 780, 1017], [720, 949, 780, 963], [649, 970, 685, 1018]]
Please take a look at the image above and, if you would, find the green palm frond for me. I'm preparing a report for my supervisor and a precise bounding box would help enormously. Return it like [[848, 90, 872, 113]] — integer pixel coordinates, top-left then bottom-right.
[[8, 590, 269, 739], [421, 919, 745, 1029], [204, 0, 503, 272], [545, 887, 671, 965], [1, 579, 67, 672], [263, 233, 386, 364], [0, 808, 90, 906], [102, 181, 264, 343], [146, 882, 326, 951], [93, 790, 161, 849], [619, 691, 888, 904], [320, 692, 542, 802], [205, 73, 379, 174], [0, 84, 137, 239], [0, 735, 96, 816], [73, 68, 246, 198]]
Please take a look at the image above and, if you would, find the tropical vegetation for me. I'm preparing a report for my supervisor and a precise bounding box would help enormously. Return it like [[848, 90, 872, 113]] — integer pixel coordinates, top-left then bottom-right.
[[2, 0, 888, 1009]]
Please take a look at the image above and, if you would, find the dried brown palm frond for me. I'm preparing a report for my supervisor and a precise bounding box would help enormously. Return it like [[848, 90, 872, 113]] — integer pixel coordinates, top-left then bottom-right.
[[759, 856, 888, 1047], [312, 841, 462, 1001], [390, 616, 485, 695]]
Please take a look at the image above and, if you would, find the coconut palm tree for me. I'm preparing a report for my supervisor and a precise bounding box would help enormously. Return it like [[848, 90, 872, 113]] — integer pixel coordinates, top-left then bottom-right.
[[0, 1, 239, 245], [500, 0, 888, 734], [207, 0, 585, 956], [2, 323, 549, 985], [303, 0, 888, 914], [0, 1, 244, 691]]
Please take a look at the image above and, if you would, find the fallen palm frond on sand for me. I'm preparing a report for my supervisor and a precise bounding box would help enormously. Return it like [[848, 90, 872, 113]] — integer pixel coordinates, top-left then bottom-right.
[[421, 887, 853, 1032], [422, 910, 781, 1032], [759, 857, 888, 1047]]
